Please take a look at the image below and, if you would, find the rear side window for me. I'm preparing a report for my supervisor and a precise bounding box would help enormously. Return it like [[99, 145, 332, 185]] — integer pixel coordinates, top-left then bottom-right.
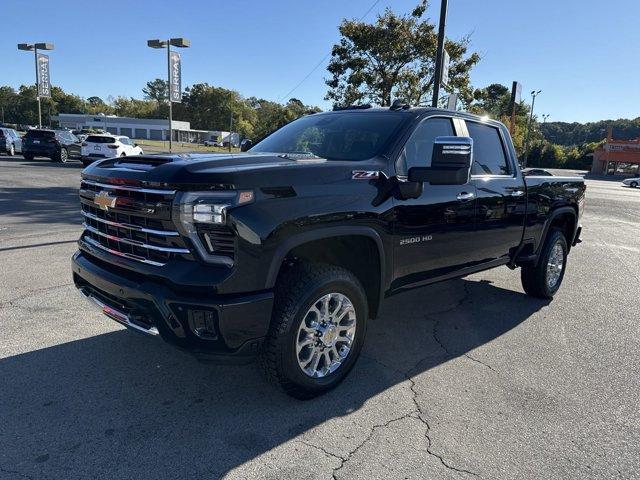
[[466, 122, 510, 176], [0, 130, 5, 139], [86, 136, 115, 144], [398, 117, 455, 174], [25, 130, 55, 139]]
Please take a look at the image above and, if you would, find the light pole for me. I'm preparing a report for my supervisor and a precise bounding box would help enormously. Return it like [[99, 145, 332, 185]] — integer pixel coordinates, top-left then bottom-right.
[[431, 0, 449, 108], [229, 111, 233, 153], [523, 89, 542, 168], [147, 37, 190, 152], [542, 113, 550, 124], [17, 42, 54, 127]]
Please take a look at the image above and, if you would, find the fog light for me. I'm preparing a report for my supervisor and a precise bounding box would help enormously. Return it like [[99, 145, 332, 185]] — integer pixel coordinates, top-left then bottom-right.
[[188, 309, 217, 339]]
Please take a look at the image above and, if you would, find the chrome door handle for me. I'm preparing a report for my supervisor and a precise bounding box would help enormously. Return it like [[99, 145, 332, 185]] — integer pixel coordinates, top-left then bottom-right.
[[509, 190, 525, 197], [456, 192, 475, 202]]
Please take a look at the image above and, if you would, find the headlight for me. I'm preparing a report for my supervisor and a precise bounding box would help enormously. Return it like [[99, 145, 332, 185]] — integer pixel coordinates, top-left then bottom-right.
[[174, 190, 254, 266]]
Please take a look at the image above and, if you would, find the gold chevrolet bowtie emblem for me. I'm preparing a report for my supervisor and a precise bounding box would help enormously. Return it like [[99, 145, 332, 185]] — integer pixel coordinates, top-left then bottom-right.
[[94, 191, 118, 211]]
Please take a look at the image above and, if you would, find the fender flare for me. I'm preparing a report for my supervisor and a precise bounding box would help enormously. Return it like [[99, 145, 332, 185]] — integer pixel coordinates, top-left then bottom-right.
[[265, 226, 387, 314], [536, 206, 578, 257]]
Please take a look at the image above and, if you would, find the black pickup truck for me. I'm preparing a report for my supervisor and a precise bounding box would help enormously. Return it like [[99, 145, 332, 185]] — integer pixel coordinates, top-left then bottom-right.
[[72, 107, 585, 398]]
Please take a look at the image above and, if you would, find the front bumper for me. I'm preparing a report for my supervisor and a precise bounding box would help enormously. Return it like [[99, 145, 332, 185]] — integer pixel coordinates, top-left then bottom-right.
[[72, 249, 273, 363]]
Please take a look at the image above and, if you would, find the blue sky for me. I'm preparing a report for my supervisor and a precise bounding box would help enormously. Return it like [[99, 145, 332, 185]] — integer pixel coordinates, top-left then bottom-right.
[[2, 0, 638, 122]]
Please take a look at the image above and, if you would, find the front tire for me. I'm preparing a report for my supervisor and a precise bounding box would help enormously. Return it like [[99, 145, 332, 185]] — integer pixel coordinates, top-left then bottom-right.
[[8, 144, 15, 156], [260, 263, 368, 399], [521, 228, 568, 299], [631, 181, 638, 188], [23, 153, 35, 161]]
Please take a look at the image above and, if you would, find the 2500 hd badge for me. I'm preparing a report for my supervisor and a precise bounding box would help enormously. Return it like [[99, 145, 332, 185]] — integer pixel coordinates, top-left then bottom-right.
[[400, 235, 433, 246], [72, 105, 585, 399]]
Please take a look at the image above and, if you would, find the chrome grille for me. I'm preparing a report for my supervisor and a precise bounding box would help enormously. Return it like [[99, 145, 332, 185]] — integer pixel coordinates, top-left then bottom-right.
[[79, 179, 191, 266]]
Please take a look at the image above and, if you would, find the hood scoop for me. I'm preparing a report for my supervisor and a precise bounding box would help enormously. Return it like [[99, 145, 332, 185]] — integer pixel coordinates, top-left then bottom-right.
[[100, 155, 175, 172]]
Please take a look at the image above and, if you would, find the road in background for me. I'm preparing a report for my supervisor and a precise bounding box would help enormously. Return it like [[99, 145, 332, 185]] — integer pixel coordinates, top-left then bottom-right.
[[1, 157, 638, 479]]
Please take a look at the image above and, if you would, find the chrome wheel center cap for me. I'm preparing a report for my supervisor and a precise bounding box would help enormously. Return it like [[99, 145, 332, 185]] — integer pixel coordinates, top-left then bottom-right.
[[319, 324, 338, 347]]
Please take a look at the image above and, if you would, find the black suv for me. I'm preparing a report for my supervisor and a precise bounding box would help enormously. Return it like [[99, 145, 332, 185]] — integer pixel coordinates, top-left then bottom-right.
[[72, 107, 585, 398], [22, 129, 82, 163]]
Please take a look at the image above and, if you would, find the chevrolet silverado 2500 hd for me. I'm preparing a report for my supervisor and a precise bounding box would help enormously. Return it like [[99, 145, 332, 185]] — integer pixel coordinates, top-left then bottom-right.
[[72, 106, 585, 398]]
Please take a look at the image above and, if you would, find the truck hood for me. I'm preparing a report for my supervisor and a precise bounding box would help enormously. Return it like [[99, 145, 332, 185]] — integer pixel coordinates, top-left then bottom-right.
[[82, 152, 372, 190]]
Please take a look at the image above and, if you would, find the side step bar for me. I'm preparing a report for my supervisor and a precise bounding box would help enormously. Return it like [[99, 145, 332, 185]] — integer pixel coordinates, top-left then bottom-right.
[[79, 287, 159, 336]]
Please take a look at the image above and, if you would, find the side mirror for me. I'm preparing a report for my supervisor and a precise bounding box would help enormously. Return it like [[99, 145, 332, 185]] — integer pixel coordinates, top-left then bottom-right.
[[240, 140, 252, 152], [408, 136, 473, 185]]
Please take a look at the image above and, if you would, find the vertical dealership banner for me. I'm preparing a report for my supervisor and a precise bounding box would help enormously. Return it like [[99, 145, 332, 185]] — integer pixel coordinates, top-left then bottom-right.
[[37, 53, 51, 98], [169, 52, 182, 103], [441, 49, 450, 88]]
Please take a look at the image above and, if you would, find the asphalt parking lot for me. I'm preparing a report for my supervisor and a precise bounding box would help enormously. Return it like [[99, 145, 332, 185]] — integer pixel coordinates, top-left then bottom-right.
[[1, 156, 638, 480]]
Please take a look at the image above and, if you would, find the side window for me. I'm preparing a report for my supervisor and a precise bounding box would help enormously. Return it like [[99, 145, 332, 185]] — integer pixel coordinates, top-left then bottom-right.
[[397, 117, 454, 175], [466, 122, 510, 176]]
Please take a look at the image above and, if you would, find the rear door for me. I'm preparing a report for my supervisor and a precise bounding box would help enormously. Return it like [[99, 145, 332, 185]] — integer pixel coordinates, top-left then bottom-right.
[[463, 120, 526, 263], [391, 116, 478, 290]]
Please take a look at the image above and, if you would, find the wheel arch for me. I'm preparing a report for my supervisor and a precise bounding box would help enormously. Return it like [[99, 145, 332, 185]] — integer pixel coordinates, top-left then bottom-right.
[[266, 227, 386, 319], [536, 206, 578, 260]]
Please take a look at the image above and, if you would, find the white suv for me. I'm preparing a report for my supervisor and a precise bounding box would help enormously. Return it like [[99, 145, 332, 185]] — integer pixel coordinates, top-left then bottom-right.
[[81, 135, 144, 166]]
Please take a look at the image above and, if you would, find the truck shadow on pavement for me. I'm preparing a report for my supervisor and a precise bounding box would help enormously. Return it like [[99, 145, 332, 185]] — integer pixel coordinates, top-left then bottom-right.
[[0, 278, 549, 479], [0, 186, 81, 227]]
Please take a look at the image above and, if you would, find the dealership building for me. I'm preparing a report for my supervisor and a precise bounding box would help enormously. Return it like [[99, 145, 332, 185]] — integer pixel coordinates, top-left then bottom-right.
[[591, 127, 640, 175], [51, 113, 238, 144]]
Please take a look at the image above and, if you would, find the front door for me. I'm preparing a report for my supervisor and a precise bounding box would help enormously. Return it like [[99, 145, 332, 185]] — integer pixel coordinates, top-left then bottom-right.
[[391, 116, 478, 291]]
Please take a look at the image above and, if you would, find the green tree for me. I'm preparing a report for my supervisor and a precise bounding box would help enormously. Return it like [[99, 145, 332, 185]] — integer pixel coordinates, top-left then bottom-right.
[[325, 1, 480, 107], [142, 78, 169, 104]]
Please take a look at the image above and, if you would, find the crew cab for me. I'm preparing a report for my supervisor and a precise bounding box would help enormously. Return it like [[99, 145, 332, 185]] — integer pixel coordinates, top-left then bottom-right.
[[72, 107, 585, 398], [81, 134, 144, 166]]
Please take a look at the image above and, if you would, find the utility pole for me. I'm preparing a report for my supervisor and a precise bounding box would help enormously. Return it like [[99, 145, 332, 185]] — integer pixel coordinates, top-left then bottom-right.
[[431, 0, 448, 108], [523, 89, 542, 168], [509, 81, 521, 136]]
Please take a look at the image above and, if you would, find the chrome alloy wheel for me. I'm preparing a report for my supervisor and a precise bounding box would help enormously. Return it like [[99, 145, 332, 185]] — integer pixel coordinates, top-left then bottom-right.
[[296, 293, 357, 378], [546, 242, 565, 289]]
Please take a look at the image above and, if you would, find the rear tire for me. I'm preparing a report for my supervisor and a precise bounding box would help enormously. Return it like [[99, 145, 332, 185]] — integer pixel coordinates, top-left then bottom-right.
[[631, 181, 638, 188], [23, 153, 34, 161], [57, 148, 69, 163], [521, 228, 568, 299], [8, 144, 15, 156], [259, 263, 368, 399]]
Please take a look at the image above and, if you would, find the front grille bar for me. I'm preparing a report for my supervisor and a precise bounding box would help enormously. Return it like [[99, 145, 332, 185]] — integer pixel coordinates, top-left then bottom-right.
[[83, 223, 190, 254], [82, 236, 166, 267], [82, 179, 176, 195], [82, 210, 180, 236]]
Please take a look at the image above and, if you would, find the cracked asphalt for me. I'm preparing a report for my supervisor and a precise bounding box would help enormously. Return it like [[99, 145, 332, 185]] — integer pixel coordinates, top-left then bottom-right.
[[1, 157, 638, 479]]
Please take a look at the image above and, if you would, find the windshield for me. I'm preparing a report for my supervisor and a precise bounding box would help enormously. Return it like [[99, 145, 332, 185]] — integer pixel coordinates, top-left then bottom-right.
[[250, 112, 406, 161]]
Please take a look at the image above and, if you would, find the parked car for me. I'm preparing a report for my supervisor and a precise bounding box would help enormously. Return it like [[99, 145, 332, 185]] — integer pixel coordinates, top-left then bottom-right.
[[622, 177, 640, 188], [22, 129, 81, 163], [81, 135, 144, 167], [204, 140, 222, 147], [522, 168, 553, 176], [0, 127, 23, 156], [72, 106, 585, 398]]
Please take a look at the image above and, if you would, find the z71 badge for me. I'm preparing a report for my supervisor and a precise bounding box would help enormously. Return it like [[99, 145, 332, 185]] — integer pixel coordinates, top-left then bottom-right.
[[352, 170, 380, 180]]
